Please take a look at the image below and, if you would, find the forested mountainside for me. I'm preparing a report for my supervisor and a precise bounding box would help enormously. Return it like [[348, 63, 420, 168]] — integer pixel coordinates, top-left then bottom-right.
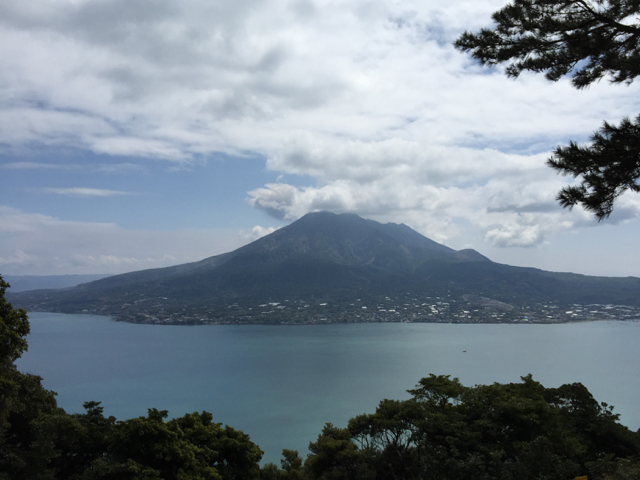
[[8, 212, 640, 324]]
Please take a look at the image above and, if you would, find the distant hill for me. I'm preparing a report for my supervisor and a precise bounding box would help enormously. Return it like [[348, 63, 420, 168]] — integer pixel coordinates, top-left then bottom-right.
[[7, 212, 640, 323], [4, 274, 112, 292]]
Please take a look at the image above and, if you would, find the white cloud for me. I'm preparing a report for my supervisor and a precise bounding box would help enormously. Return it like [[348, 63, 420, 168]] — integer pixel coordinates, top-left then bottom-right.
[[0, 206, 250, 275], [1, 0, 639, 254], [0, 249, 37, 267], [243, 225, 280, 241], [0, 162, 146, 173], [0, 162, 78, 170], [38, 187, 134, 197], [2, 0, 636, 159]]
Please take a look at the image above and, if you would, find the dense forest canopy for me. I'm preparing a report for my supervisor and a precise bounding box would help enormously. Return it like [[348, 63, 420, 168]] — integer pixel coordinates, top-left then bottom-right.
[[1, 275, 640, 479]]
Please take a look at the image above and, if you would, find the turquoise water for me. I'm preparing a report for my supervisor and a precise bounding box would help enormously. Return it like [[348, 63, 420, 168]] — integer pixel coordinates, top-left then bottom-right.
[[17, 312, 640, 464]]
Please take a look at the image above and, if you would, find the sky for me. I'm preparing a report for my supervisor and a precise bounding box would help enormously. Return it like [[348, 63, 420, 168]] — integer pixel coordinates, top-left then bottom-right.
[[1, 0, 640, 278]]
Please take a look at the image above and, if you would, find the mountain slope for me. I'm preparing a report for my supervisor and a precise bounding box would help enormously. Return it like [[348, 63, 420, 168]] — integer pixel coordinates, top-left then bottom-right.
[[7, 212, 640, 322], [3, 274, 112, 292]]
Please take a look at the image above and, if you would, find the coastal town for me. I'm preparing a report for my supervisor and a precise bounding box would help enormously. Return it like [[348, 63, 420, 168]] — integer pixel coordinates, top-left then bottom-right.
[[76, 292, 640, 326]]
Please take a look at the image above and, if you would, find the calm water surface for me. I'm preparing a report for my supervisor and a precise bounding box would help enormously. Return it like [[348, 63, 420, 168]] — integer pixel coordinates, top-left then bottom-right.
[[17, 312, 640, 464]]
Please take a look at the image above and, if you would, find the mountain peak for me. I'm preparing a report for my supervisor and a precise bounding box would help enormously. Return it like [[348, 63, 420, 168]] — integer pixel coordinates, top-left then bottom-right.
[[280, 211, 454, 252], [243, 211, 461, 268], [17, 212, 640, 325]]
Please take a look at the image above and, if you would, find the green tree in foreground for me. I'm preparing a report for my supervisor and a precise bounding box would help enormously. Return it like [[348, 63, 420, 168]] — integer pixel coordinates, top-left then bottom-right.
[[0, 274, 263, 479], [454, 0, 640, 220], [1, 275, 61, 479], [0, 277, 29, 365], [261, 450, 306, 480], [3, 274, 640, 479], [302, 375, 640, 480]]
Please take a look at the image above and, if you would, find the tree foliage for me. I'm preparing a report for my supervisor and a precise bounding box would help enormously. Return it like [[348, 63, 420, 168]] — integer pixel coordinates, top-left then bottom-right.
[[3, 275, 640, 479], [1, 399, 264, 480], [548, 114, 640, 218], [0, 276, 29, 365], [455, 0, 640, 219], [303, 374, 640, 480], [0, 275, 263, 479]]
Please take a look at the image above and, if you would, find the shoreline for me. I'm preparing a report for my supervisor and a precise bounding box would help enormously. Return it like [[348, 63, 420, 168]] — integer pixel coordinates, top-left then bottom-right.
[[25, 309, 640, 326]]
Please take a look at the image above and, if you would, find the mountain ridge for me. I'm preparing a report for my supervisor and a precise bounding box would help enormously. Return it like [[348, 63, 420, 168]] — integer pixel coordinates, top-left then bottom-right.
[[7, 212, 640, 324]]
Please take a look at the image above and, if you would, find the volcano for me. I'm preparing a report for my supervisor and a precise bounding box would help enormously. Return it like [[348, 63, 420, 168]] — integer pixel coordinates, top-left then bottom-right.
[[9, 212, 640, 322]]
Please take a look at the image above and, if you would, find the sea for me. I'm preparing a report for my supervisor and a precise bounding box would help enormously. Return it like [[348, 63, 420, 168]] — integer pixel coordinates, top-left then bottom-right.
[[16, 312, 640, 464]]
